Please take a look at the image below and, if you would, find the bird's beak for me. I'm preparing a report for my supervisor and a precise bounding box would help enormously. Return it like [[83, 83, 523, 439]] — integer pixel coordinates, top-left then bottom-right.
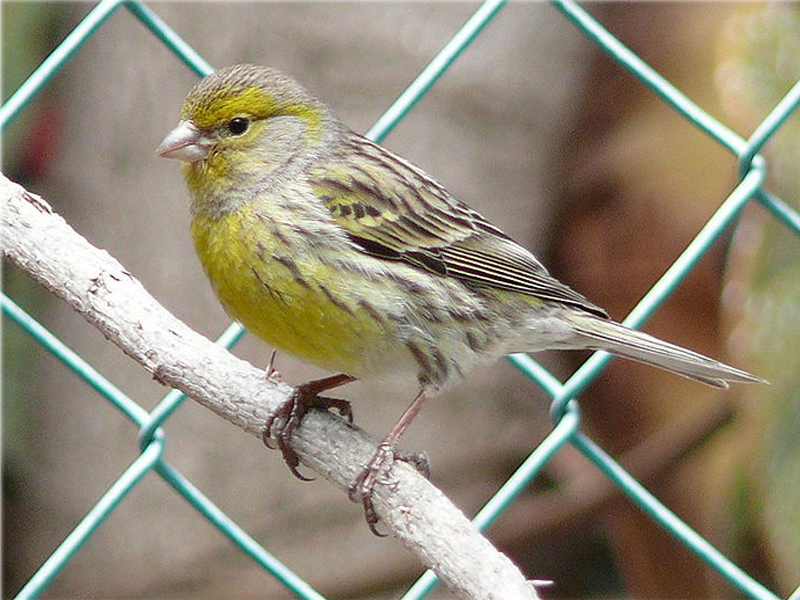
[[157, 121, 209, 163]]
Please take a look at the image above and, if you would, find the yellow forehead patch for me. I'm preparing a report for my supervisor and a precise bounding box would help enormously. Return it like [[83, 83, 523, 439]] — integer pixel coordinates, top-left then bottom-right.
[[182, 86, 275, 129], [182, 84, 321, 140]]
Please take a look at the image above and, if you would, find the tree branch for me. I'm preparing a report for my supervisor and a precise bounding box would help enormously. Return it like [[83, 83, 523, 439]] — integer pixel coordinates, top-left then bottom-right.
[[1, 173, 540, 600]]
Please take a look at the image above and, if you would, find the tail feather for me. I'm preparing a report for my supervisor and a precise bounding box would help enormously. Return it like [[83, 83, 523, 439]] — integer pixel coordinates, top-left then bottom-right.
[[565, 313, 766, 388]]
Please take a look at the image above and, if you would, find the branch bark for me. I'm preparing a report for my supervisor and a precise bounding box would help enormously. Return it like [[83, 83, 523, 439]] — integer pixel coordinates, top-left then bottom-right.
[[1, 173, 539, 600]]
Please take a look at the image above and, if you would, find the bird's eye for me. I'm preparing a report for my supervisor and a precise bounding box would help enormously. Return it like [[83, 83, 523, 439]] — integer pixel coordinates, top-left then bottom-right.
[[227, 117, 250, 136]]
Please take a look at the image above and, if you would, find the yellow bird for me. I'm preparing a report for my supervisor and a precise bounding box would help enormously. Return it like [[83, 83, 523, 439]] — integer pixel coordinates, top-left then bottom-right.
[[158, 64, 763, 533]]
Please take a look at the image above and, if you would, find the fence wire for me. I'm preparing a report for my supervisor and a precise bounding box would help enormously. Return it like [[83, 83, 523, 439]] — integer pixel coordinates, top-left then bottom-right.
[[3, 1, 800, 599]]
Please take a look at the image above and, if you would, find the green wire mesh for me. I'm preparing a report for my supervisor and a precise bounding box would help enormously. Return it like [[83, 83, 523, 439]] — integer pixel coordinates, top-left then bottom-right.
[[3, 1, 800, 599]]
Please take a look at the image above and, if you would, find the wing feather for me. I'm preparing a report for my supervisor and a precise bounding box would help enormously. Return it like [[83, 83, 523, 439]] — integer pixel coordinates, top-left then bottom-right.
[[310, 133, 607, 318]]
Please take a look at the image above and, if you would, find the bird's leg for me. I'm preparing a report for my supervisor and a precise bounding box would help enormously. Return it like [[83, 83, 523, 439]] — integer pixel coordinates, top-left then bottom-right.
[[263, 373, 356, 480], [348, 390, 432, 536]]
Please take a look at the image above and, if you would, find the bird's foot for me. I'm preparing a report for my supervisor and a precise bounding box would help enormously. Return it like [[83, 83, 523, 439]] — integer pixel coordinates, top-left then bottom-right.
[[348, 443, 430, 536], [262, 377, 354, 481]]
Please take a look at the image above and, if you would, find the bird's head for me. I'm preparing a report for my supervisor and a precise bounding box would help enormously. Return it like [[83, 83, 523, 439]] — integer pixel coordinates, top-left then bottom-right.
[[158, 64, 333, 208]]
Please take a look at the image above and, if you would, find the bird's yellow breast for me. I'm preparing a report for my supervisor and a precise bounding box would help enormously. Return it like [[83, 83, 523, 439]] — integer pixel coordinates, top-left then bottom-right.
[[190, 204, 405, 377]]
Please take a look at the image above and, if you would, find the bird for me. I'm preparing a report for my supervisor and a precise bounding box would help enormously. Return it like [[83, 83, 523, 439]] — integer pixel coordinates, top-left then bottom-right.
[[157, 63, 764, 534]]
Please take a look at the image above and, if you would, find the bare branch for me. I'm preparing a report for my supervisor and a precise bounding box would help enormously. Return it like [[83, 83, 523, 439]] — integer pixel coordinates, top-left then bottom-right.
[[1, 173, 540, 600]]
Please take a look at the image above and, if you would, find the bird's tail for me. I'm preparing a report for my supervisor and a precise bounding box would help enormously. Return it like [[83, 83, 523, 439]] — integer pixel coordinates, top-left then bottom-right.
[[564, 313, 765, 388]]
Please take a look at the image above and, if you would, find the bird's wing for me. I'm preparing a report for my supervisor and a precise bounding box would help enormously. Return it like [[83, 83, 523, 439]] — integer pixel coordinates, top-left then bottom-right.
[[310, 134, 607, 317]]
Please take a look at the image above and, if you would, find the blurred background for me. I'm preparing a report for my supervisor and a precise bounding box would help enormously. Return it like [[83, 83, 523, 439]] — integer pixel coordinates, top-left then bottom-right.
[[3, 2, 799, 599]]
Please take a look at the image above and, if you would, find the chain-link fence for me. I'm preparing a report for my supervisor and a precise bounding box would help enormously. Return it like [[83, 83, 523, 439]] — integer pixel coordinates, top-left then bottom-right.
[[3, 1, 800, 599]]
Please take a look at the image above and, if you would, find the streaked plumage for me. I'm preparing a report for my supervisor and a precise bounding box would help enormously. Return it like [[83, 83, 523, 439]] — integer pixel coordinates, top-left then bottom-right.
[[159, 64, 764, 531]]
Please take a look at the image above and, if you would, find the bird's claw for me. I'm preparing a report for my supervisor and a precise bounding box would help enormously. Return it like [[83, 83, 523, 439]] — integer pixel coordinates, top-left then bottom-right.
[[348, 442, 430, 536], [262, 387, 354, 481], [396, 448, 430, 479]]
